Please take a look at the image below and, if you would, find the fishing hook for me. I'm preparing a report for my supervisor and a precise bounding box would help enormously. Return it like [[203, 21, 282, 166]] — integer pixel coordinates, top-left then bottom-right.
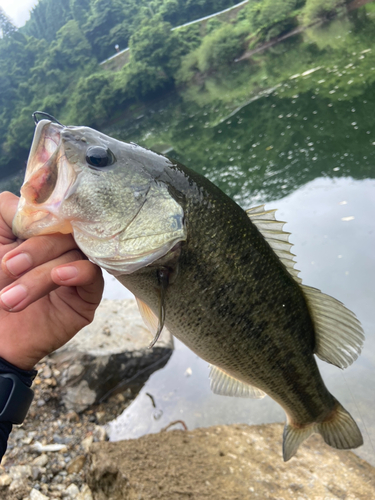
[[32, 111, 64, 127]]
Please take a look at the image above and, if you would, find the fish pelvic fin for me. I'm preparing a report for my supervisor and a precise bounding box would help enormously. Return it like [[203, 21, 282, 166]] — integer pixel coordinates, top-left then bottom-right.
[[283, 399, 363, 462], [209, 365, 266, 399]]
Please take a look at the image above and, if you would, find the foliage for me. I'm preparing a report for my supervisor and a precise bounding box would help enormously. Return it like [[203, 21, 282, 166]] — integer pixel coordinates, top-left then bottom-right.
[[246, 0, 301, 40], [0, 0, 370, 178], [0, 7, 16, 38], [301, 0, 349, 26], [23, 0, 72, 41]]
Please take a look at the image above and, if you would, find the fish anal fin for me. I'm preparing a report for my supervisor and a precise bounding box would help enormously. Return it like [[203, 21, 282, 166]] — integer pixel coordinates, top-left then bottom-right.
[[283, 422, 315, 461], [209, 365, 266, 399], [302, 285, 365, 369], [136, 297, 159, 338], [246, 205, 302, 284]]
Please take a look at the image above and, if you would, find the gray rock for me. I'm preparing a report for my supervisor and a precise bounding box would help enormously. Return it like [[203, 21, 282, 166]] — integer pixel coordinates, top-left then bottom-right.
[[51, 299, 173, 412]]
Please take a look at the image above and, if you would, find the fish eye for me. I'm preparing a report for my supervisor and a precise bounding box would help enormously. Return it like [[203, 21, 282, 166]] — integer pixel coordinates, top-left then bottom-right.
[[86, 146, 115, 168]]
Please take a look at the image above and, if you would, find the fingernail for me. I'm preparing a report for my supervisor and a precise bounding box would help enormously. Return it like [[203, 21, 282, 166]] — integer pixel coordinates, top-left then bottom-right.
[[4, 253, 32, 276], [0, 284, 28, 309], [55, 266, 78, 281]]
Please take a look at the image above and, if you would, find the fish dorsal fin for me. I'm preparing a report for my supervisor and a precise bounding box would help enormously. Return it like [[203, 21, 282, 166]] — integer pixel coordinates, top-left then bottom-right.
[[209, 365, 266, 399], [302, 285, 365, 369], [246, 205, 302, 284], [136, 298, 159, 338]]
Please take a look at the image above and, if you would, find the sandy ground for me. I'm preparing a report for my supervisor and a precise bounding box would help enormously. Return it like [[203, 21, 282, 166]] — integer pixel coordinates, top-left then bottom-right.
[[88, 423, 375, 500]]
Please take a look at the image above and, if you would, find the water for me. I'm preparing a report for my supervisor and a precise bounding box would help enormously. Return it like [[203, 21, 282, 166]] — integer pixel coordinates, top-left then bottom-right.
[[103, 9, 375, 465], [3, 7, 375, 464]]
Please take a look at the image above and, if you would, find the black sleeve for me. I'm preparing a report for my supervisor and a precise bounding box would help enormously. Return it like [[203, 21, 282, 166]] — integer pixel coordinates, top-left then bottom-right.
[[0, 358, 37, 462]]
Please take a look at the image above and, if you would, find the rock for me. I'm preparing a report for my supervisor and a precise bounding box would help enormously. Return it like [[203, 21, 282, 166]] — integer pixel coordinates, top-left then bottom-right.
[[9, 465, 32, 481], [41, 365, 52, 379], [87, 423, 375, 500], [77, 484, 93, 500], [32, 442, 67, 453], [65, 483, 80, 498], [29, 488, 49, 500], [93, 426, 107, 442], [67, 456, 86, 474], [66, 411, 80, 423], [31, 454, 49, 467], [50, 299, 173, 412], [81, 436, 94, 454], [0, 473, 12, 486]]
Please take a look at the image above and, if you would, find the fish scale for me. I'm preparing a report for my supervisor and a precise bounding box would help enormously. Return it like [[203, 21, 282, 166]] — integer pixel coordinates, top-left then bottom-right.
[[120, 164, 334, 424], [13, 118, 364, 461]]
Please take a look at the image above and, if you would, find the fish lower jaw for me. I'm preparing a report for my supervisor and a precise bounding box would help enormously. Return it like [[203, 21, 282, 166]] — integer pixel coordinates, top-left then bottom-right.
[[12, 208, 73, 238]]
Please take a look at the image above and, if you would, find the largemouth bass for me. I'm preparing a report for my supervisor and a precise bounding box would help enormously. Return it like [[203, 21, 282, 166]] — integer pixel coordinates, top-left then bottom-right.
[[12, 115, 364, 461]]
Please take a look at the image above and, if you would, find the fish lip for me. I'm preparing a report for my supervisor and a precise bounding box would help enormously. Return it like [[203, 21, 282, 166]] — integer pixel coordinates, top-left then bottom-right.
[[12, 120, 75, 238]]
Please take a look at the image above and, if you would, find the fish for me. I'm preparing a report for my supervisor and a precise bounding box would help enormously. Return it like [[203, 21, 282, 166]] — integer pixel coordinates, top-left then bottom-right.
[[12, 115, 364, 461]]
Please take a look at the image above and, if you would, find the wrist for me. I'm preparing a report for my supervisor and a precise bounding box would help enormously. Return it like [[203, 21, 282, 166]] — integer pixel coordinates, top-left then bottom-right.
[[0, 347, 38, 371]]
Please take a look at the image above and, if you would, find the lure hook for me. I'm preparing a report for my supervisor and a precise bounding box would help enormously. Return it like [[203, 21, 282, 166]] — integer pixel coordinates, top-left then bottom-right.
[[32, 111, 64, 127]]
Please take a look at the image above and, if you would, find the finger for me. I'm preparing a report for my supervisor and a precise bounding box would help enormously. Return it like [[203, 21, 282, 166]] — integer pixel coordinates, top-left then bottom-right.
[[52, 260, 104, 305], [0, 249, 84, 312], [0, 192, 20, 244], [2, 233, 77, 278]]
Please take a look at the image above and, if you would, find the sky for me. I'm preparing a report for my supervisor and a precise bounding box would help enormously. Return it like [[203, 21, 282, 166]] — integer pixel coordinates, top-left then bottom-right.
[[0, 0, 38, 27]]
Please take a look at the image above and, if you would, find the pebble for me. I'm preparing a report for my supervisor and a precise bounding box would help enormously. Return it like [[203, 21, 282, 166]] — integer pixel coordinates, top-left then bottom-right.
[[81, 435, 94, 454], [67, 456, 86, 474], [32, 454, 49, 467], [1, 357, 132, 500], [32, 442, 68, 453], [0, 473, 12, 486], [9, 464, 33, 480], [30, 488, 50, 500], [42, 366, 52, 379], [66, 411, 80, 423], [77, 484, 93, 500], [65, 483, 80, 497]]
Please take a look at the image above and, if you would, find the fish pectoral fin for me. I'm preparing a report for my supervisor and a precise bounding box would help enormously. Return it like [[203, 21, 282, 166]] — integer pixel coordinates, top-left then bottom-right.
[[135, 269, 168, 349], [209, 365, 266, 399], [136, 298, 159, 339], [302, 285, 365, 369]]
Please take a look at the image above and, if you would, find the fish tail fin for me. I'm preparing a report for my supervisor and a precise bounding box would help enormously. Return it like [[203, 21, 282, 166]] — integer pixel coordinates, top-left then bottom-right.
[[282, 422, 316, 462], [283, 399, 363, 462], [316, 399, 363, 451]]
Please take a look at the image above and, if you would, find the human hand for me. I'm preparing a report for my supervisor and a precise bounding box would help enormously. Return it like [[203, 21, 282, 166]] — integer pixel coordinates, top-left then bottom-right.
[[0, 192, 104, 370]]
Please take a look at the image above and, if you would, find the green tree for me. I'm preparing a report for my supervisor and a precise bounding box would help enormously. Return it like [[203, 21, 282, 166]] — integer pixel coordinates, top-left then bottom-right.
[[83, 0, 126, 60], [23, 0, 72, 41], [302, 0, 349, 26], [0, 7, 16, 38], [129, 18, 181, 77], [246, 0, 301, 40]]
